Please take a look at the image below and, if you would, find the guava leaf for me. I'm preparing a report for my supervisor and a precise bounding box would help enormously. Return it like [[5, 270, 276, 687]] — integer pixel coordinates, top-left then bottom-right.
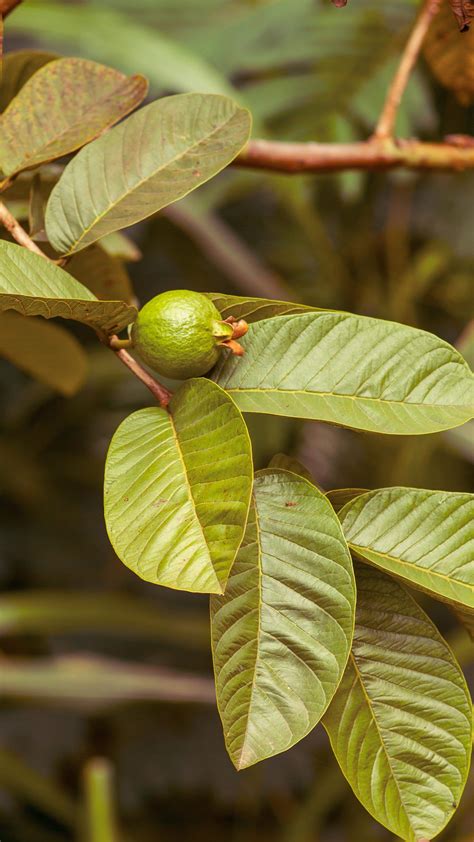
[[424, 0, 474, 105], [208, 292, 315, 322], [267, 453, 314, 482], [323, 564, 472, 842], [211, 468, 355, 769], [45, 93, 252, 255], [326, 488, 368, 512], [66, 245, 134, 304], [104, 378, 253, 594], [0, 241, 136, 333], [338, 487, 474, 609], [211, 312, 474, 435], [0, 310, 87, 396], [0, 49, 57, 113], [0, 57, 148, 177]]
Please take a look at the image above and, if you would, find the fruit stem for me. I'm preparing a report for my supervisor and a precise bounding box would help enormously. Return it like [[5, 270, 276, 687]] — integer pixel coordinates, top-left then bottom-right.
[[109, 337, 133, 351], [107, 335, 172, 408]]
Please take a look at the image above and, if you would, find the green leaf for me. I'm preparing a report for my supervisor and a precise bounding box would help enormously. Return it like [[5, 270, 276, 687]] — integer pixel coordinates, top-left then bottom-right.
[[0, 310, 87, 396], [0, 57, 148, 177], [210, 468, 355, 770], [0, 49, 57, 113], [452, 606, 474, 641], [208, 292, 315, 322], [338, 487, 474, 609], [100, 231, 142, 263], [0, 240, 137, 333], [45, 93, 252, 255], [211, 312, 474, 435], [323, 564, 472, 842], [104, 378, 253, 594]]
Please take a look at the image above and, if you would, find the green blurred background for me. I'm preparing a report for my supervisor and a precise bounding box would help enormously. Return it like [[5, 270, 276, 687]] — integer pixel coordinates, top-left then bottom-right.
[[0, 1, 472, 840]]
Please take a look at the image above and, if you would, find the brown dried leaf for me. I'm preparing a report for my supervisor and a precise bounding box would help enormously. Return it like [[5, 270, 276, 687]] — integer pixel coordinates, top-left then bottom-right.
[[449, 0, 474, 30], [424, 0, 474, 104]]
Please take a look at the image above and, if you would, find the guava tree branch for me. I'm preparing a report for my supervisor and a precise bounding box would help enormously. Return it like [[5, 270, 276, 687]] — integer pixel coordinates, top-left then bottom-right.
[[374, 0, 441, 140], [0, 0, 23, 18], [0, 199, 172, 408], [234, 137, 474, 174]]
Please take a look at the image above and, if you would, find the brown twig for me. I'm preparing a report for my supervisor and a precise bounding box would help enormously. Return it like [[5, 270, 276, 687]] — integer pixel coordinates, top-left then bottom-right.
[[0, 0, 23, 18], [234, 137, 474, 173], [0, 201, 172, 406], [374, 0, 441, 140], [0, 200, 49, 258]]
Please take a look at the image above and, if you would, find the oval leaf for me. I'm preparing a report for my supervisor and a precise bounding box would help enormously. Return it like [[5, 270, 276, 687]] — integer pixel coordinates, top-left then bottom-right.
[[0, 58, 148, 177], [0, 49, 57, 113], [212, 312, 474, 435], [0, 240, 137, 333], [323, 564, 472, 841], [45, 93, 252, 255], [0, 310, 87, 396], [104, 378, 253, 594], [66, 245, 134, 303], [211, 468, 355, 770], [338, 487, 474, 609]]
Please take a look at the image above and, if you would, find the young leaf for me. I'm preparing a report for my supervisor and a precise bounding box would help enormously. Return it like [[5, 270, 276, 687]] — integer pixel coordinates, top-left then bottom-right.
[[0, 49, 57, 113], [0, 310, 87, 396], [45, 94, 252, 255], [211, 312, 474, 435], [211, 468, 355, 770], [0, 58, 148, 177], [338, 487, 474, 609], [104, 379, 253, 594], [424, 0, 474, 105], [0, 241, 137, 333], [323, 564, 472, 842]]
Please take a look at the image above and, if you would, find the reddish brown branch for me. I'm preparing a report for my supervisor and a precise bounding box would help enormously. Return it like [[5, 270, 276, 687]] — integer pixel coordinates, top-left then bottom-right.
[[234, 138, 474, 174], [0, 200, 50, 258], [374, 0, 441, 139]]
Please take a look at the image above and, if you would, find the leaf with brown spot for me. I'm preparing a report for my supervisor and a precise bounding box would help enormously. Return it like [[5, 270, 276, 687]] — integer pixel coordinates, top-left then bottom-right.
[[0, 49, 57, 112], [0, 57, 148, 177], [424, 0, 474, 105]]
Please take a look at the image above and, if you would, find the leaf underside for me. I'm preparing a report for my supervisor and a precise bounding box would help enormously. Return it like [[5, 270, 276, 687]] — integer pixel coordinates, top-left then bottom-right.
[[0, 49, 57, 113], [104, 378, 253, 594], [339, 487, 474, 609], [45, 93, 252, 255], [0, 57, 148, 177], [211, 468, 355, 769], [211, 311, 474, 435], [0, 240, 136, 333], [323, 564, 472, 842]]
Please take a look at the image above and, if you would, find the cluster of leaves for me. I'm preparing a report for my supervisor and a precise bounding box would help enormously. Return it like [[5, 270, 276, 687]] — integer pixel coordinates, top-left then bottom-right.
[[0, 35, 473, 842]]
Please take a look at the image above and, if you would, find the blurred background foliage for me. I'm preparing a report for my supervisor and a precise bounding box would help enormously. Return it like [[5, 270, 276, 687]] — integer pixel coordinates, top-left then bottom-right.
[[0, 0, 473, 840]]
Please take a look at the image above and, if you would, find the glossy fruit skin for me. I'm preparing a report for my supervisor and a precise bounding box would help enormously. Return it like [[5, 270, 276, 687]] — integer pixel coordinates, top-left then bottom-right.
[[131, 290, 232, 380]]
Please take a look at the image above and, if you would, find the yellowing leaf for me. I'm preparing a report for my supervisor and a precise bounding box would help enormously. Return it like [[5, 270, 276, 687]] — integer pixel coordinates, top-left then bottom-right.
[[45, 93, 252, 255], [0, 310, 87, 395], [338, 487, 474, 609], [212, 311, 474, 435], [0, 240, 136, 333], [324, 564, 472, 841], [0, 57, 148, 176], [104, 379, 253, 594], [211, 469, 355, 769]]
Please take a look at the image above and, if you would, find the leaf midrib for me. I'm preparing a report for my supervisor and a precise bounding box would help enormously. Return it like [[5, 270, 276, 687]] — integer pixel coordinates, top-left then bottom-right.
[[224, 386, 472, 412], [168, 411, 221, 594], [349, 543, 474, 600], [63, 103, 241, 253]]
